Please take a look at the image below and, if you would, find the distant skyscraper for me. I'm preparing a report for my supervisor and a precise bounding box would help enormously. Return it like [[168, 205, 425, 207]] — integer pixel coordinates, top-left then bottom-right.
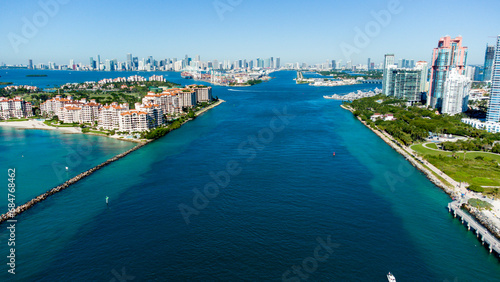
[[441, 68, 471, 115], [331, 60, 336, 70], [264, 58, 271, 68], [474, 67, 484, 81], [483, 45, 495, 82], [465, 66, 476, 81], [28, 59, 33, 70], [382, 54, 395, 95], [97, 55, 101, 71], [127, 53, 132, 69], [89, 57, 95, 69], [275, 57, 281, 69], [105, 59, 111, 71], [196, 55, 200, 62], [367, 58, 371, 70], [486, 35, 500, 123], [428, 36, 468, 109]]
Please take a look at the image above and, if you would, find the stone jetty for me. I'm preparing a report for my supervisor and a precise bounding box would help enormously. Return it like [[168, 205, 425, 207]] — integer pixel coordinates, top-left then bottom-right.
[[0, 140, 151, 224]]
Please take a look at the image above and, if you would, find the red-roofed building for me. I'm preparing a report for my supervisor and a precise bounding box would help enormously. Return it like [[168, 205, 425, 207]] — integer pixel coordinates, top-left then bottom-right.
[[0, 96, 33, 119]]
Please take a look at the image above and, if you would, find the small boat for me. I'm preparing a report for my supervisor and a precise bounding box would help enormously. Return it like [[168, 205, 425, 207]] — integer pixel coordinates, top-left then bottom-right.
[[332, 152, 335, 156], [387, 272, 396, 282]]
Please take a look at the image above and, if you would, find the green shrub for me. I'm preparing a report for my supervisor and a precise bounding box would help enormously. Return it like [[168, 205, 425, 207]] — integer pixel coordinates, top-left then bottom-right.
[[468, 185, 484, 192]]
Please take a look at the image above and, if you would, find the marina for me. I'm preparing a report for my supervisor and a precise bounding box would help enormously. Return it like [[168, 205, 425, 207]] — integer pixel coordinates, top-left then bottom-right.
[[324, 88, 382, 101]]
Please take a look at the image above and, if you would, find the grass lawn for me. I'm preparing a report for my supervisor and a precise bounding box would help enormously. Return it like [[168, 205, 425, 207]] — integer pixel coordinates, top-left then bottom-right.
[[425, 143, 438, 149], [412, 143, 500, 162], [89, 130, 108, 135], [43, 120, 80, 127], [0, 118, 29, 122], [411, 143, 500, 188]]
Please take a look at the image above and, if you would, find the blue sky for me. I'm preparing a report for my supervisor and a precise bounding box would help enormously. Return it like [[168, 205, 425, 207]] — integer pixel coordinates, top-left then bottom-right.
[[0, 0, 498, 66]]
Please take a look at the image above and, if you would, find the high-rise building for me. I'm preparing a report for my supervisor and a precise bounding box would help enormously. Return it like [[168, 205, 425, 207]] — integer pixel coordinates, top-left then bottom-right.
[[264, 58, 271, 69], [441, 68, 471, 115], [428, 36, 468, 109], [127, 53, 132, 69], [383, 63, 427, 104], [28, 59, 33, 70], [382, 54, 395, 95], [465, 66, 476, 81], [331, 60, 336, 70], [483, 45, 495, 82], [486, 35, 500, 123], [275, 57, 281, 69], [367, 58, 371, 70], [474, 67, 484, 81], [96, 55, 101, 71], [416, 61, 429, 94]]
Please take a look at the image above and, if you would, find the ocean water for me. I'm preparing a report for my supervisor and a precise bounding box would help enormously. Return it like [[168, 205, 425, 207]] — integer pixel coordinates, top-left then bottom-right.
[[0, 70, 499, 281]]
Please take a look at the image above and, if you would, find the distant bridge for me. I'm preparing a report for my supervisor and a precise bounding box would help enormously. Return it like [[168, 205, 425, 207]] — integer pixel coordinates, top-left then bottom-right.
[[362, 79, 382, 84], [448, 201, 500, 257]]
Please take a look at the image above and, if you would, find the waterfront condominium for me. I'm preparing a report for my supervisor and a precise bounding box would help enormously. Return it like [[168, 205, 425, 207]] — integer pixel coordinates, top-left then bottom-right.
[[441, 68, 471, 115], [382, 62, 428, 105], [428, 36, 468, 110], [483, 45, 495, 82], [486, 35, 500, 123], [382, 54, 395, 95]]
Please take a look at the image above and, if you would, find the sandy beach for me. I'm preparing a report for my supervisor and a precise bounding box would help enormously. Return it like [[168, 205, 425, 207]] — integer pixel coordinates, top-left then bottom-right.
[[0, 120, 82, 134]]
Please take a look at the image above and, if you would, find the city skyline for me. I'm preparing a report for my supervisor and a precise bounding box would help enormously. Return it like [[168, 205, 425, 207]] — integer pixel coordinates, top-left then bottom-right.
[[1, 0, 499, 65]]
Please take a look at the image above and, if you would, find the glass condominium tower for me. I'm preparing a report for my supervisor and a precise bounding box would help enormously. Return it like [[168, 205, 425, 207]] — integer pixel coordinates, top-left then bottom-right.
[[428, 36, 468, 109], [486, 35, 500, 123], [483, 45, 495, 82]]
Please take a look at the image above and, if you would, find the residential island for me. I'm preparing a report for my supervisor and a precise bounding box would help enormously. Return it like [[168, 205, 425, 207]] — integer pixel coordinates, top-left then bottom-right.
[[0, 75, 222, 142]]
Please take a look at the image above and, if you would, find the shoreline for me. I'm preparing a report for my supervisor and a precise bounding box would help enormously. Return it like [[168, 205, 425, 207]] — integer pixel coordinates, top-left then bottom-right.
[[340, 104, 500, 241], [0, 100, 225, 143], [0, 99, 225, 224], [195, 99, 224, 116]]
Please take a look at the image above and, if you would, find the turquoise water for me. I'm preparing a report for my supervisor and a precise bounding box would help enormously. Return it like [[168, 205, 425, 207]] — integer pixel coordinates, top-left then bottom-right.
[[0, 70, 499, 281]]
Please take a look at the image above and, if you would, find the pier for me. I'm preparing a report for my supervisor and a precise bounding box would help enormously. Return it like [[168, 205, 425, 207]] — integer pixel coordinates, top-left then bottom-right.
[[0, 141, 150, 224], [448, 201, 500, 256]]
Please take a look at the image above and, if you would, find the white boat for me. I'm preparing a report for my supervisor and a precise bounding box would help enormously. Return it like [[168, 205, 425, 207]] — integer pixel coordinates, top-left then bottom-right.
[[387, 272, 396, 282]]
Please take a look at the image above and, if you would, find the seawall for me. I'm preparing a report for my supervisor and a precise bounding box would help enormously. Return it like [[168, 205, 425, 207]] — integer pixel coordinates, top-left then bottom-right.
[[340, 104, 500, 240]]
